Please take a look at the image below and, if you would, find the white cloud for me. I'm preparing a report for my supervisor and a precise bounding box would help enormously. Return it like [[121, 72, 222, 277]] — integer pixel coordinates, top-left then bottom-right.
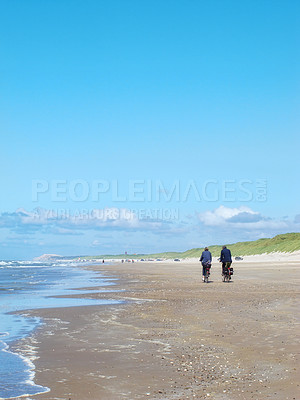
[[0, 207, 173, 234], [1, 206, 299, 260], [188, 205, 300, 248], [197, 205, 262, 226], [197, 205, 296, 234]]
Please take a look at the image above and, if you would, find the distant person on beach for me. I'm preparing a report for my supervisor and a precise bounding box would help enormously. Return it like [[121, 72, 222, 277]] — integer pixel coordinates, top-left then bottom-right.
[[200, 247, 212, 281], [220, 245, 232, 275]]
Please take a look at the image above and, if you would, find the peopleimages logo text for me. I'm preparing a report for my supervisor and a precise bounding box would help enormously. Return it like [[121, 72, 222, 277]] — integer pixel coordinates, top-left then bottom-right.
[[32, 179, 267, 203]]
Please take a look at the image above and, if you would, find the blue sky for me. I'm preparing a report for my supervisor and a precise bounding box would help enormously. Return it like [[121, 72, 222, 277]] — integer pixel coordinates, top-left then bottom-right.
[[1, 0, 299, 259]]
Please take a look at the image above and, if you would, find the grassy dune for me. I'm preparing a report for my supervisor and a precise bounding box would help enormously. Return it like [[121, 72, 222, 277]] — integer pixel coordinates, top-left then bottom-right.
[[86, 232, 300, 260], [149, 232, 300, 258]]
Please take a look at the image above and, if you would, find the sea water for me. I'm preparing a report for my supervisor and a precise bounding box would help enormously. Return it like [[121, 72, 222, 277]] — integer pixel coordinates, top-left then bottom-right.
[[0, 261, 121, 399]]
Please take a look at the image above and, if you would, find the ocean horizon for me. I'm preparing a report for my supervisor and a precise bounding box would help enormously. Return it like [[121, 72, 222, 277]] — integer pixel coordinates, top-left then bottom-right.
[[0, 260, 120, 399]]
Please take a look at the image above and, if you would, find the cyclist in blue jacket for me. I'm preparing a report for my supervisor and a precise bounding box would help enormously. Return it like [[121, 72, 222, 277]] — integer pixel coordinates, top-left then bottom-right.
[[220, 245, 232, 275], [200, 247, 212, 281]]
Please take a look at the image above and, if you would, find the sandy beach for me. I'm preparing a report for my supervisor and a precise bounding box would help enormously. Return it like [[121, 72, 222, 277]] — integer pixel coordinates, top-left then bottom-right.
[[13, 258, 300, 400]]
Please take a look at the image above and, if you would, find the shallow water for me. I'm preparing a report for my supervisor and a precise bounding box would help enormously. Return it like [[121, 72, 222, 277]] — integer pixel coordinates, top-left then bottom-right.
[[0, 261, 120, 399]]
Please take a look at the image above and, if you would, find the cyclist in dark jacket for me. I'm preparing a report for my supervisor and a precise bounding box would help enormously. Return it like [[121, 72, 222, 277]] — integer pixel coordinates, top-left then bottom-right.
[[220, 246, 232, 275], [200, 247, 212, 281]]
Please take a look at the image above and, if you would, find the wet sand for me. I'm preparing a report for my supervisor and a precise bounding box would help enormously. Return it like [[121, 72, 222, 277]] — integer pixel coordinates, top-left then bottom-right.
[[14, 261, 300, 400]]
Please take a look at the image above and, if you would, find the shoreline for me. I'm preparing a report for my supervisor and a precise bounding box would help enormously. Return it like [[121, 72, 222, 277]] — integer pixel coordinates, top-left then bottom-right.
[[12, 260, 300, 400]]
